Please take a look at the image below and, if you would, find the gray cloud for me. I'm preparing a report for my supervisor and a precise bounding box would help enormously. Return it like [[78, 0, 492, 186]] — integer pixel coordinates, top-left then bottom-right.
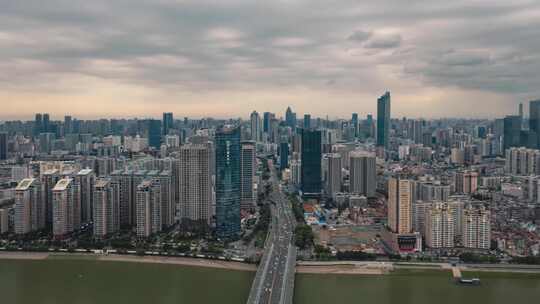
[[0, 0, 539, 118]]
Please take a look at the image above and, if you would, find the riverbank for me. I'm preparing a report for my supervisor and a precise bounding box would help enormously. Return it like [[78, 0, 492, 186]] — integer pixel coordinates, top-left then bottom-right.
[[0, 251, 257, 272]]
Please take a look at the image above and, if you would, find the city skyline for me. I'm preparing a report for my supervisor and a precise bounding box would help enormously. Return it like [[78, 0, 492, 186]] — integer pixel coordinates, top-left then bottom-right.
[[2, 1, 540, 120]]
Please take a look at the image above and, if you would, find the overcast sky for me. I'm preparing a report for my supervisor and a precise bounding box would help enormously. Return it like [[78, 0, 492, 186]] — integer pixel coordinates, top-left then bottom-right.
[[1, 0, 539, 120]]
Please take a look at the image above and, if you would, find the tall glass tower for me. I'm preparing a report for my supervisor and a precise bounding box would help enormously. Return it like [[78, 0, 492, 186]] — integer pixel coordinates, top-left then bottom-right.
[[147, 119, 162, 149], [377, 91, 391, 149], [300, 128, 321, 198], [215, 125, 241, 240]]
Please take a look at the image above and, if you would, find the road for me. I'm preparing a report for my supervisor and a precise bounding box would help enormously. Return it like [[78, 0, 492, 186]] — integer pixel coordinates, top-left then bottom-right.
[[247, 160, 296, 304]]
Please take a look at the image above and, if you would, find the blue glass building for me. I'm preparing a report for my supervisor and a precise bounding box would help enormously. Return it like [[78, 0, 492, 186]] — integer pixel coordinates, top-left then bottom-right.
[[147, 119, 162, 149], [377, 91, 391, 148], [300, 128, 321, 198], [215, 125, 241, 240]]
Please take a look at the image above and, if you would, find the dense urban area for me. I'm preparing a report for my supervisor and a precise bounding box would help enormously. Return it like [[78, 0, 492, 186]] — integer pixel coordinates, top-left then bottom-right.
[[1, 92, 540, 270]]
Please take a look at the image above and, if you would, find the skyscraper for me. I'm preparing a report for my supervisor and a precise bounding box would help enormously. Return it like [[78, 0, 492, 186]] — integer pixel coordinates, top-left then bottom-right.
[[285, 106, 297, 130], [34, 113, 43, 136], [93, 178, 120, 237], [349, 151, 376, 198], [14, 178, 44, 234], [377, 91, 391, 149], [503, 115, 522, 150], [148, 119, 162, 149], [240, 141, 256, 211], [162, 112, 174, 136], [178, 144, 212, 224], [250, 111, 261, 142], [279, 142, 289, 171], [263, 112, 274, 134], [388, 177, 412, 234], [303, 114, 311, 129], [215, 125, 241, 239], [0, 132, 7, 160], [351, 113, 359, 137], [529, 99, 540, 149], [300, 128, 322, 198]]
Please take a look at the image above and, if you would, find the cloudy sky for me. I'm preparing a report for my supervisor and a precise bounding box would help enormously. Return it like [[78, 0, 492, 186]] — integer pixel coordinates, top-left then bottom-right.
[[1, 0, 539, 120]]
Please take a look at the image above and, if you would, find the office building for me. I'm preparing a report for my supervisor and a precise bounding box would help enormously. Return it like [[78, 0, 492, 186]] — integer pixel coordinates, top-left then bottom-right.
[[240, 141, 256, 211], [93, 178, 120, 237], [280, 142, 289, 171], [147, 119, 162, 149], [215, 126, 241, 239], [285, 106, 297, 130], [377, 91, 391, 149], [14, 178, 44, 234], [162, 112, 174, 136], [0, 132, 7, 160], [303, 114, 311, 129], [178, 144, 212, 224], [300, 129, 322, 198], [349, 151, 376, 198], [503, 115, 523, 151], [529, 100, 540, 149], [250, 111, 261, 142]]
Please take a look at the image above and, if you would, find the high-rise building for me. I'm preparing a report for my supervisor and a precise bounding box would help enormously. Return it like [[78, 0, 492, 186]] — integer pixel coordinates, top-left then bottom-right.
[[279, 142, 289, 171], [39, 132, 56, 154], [388, 177, 412, 234], [52, 178, 80, 238], [147, 119, 162, 149], [349, 151, 376, 198], [250, 111, 261, 142], [303, 114, 311, 129], [76, 169, 95, 223], [503, 115, 523, 151], [529, 100, 540, 149], [505, 147, 540, 175], [425, 203, 455, 248], [377, 91, 391, 149], [462, 204, 491, 250], [300, 129, 322, 198], [154, 170, 174, 228], [162, 112, 174, 136], [178, 144, 212, 224], [41, 169, 60, 227], [43, 113, 50, 133], [240, 141, 256, 211], [351, 113, 359, 137], [263, 112, 274, 134], [455, 171, 478, 194], [285, 106, 297, 130], [93, 178, 120, 237], [136, 180, 162, 237], [0, 208, 8, 234], [111, 170, 134, 227], [34, 113, 43, 136], [324, 153, 342, 197], [0, 132, 7, 160], [14, 178, 44, 234], [215, 125, 241, 239]]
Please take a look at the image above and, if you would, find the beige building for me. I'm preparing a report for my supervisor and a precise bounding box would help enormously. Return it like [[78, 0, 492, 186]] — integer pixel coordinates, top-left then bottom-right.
[[388, 177, 412, 234], [455, 171, 478, 194], [177, 144, 212, 224], [425, 203, 455, 248], [52, 178, 80, 238], [136, 180, 162, 237], [14, 178, 44, 234], [462, 204, 491, 250]]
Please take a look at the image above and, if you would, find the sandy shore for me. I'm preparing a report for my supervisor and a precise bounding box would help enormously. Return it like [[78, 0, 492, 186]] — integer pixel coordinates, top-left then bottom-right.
[[0, 251, 257, 272]]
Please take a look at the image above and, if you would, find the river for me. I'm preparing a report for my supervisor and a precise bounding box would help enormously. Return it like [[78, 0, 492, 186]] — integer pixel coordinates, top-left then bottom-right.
[[1, 259, 539, 303]]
